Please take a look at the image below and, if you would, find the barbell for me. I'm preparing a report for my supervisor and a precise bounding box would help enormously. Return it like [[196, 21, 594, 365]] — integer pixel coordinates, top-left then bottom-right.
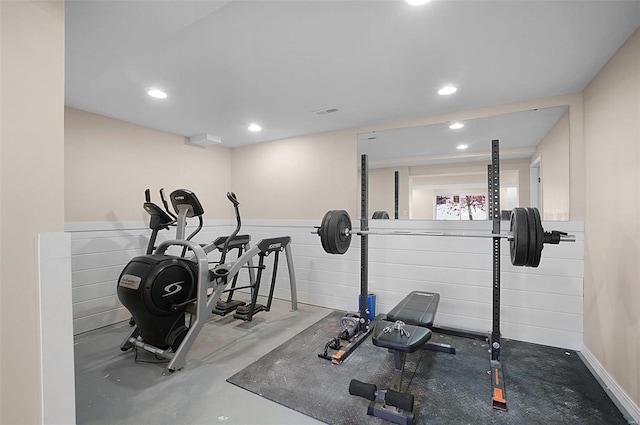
[[315, 207, 575, 267]]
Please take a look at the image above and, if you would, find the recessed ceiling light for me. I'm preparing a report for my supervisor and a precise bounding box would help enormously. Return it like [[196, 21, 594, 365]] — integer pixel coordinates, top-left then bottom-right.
[[456, 144, 468, 150], [147, 89, 167, 99], [438, 85, 457, 96], [248, 123, 262, 132], [449, 122, 464, 130], [406, 0, 432, 5]]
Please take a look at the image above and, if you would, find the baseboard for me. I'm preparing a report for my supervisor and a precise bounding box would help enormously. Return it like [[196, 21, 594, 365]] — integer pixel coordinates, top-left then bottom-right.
[[579, 345, 640, 424]]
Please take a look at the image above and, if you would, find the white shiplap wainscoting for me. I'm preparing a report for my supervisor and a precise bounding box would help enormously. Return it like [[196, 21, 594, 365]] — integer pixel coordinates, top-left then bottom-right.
[[239, 218, 584, 350], [67, 218, 584, 351], [66, 220, 232, 334]]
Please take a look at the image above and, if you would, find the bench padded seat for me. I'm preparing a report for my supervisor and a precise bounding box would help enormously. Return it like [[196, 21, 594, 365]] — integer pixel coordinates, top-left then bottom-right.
[[372, 320, 432, 353], [386, 291, 439, 328]]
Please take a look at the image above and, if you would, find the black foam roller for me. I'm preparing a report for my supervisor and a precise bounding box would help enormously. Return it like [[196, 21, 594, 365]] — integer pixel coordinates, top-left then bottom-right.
[[385, 389, 414, 412], [349, 379, 377, 401]]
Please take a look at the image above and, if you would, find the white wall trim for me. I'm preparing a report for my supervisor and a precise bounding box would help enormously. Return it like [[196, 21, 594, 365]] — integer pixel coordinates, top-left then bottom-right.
[[65, 218, 231, 232], [88, 217, 582, 233], [579, 345, 640, 424], [39, 232, 76, 425]]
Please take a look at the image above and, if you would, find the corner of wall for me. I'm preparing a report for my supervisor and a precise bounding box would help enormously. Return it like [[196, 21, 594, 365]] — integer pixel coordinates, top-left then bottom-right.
[[580, 345, 640, 424]]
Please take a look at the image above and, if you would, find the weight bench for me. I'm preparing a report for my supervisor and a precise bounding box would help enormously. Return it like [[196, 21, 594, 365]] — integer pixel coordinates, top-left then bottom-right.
[[349, 291, 452, 425], [386, 291, 454, 354]]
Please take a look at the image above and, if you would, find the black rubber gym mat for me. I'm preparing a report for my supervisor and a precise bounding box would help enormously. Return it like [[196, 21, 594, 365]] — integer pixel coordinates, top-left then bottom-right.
[[227, 311, 628, 425]]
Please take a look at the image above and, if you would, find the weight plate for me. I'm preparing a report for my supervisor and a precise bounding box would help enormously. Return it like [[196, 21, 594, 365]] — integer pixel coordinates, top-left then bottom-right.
[[524, 208, 538, 267], [530, 208, 544, 267], [320, 210, 352, 254], [332, 210, 352, 254], [510, 208, 529, 266], [326, 211, 339, 254], [372, 211, 390, 219], [320, 210, 335, 254]]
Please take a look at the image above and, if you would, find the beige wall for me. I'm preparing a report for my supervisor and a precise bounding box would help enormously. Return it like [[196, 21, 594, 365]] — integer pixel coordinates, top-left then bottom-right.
[[0, 1, 65, 423], [583, 27, 640, 410], [227, 95, 581, 223], [532, 110, 571, 220], [368, 167, 410, 219], [64, 98, 582, 226], [230, 129, 358, 219], [65, 107, 233, 222]]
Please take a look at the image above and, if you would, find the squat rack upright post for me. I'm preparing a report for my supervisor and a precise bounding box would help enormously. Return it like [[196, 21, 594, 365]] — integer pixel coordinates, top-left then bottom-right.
[[360, 154, 370, 331], [394, 170, 399, 219], [488, 139, 507, 410]]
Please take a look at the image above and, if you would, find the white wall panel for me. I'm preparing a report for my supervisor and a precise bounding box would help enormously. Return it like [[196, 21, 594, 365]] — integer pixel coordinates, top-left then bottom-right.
[[67, 220, 231, 334], [67, 219, 584, 350], [39, 232, 75, 425]]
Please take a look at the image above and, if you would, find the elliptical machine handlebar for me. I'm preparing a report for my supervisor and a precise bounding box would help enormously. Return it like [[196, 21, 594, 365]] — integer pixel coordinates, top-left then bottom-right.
[[227, 191, 240, 207], [160, 188, 178, 220], [218, 192, 242, 268], [143, 188, 178, 255]]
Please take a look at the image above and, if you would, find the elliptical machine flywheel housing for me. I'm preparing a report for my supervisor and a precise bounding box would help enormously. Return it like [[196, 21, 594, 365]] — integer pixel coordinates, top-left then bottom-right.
[[117, 254, 197, 350]]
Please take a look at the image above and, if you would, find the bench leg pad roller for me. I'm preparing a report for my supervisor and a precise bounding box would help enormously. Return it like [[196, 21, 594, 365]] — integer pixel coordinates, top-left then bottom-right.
[[349, 379, 377, 401], [350, 379, 415, 425], [367, 391, 415, 425]]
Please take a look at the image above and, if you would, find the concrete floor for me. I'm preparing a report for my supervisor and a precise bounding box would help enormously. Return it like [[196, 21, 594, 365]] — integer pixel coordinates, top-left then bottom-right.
[[74, 297, 331, 425]]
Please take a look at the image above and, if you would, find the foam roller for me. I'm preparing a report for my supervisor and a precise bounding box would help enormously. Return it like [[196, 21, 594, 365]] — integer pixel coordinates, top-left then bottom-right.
[[349, 379, 377, 401], [385, 389, 414, 412]]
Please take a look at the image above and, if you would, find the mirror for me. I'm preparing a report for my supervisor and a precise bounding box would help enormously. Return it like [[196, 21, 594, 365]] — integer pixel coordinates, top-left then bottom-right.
[[358, 105, 570, 221]]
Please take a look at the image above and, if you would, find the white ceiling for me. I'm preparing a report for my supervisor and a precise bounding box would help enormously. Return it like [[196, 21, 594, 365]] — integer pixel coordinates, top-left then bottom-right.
[[65, 1, 640, 149], [359, 105, 568, 168]]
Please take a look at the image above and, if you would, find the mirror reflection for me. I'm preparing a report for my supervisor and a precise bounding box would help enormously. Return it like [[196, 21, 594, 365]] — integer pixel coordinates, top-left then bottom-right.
[[358, 106, 570, 221]]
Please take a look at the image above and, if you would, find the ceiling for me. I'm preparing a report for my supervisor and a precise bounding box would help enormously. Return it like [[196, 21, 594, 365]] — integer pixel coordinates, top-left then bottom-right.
[[65, 1, 640, 149], [359, 105, 568, 168]]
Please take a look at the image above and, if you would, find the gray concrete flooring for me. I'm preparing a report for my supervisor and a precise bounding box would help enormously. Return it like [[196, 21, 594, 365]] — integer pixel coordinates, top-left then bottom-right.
[[74, 297, 331, 425]]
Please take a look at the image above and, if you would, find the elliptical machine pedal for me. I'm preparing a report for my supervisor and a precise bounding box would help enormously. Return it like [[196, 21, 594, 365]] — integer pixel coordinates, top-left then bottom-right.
[[211, 234, 253, 316]]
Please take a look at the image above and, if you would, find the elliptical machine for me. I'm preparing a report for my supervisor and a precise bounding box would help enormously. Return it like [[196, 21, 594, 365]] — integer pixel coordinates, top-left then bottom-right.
[[117, 191, 298, 371], [117, 189, 211, 356]]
